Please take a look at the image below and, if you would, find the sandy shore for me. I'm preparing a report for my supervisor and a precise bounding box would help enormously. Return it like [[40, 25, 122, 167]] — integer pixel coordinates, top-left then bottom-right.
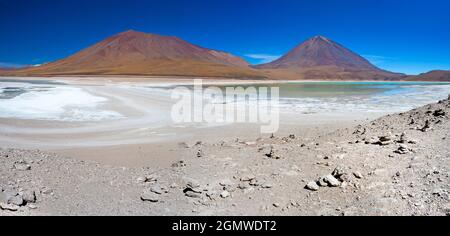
[[1, 76, 391, 167]]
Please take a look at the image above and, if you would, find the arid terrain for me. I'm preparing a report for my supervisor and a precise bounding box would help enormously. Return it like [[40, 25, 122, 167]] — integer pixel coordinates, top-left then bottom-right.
[[1, 95, 449, 216], [0, 30, 411, 81]]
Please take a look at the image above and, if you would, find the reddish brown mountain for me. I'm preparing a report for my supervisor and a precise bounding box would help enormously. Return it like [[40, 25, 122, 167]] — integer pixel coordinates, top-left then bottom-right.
[[256, 36, 403, 80], [5, 30, 264, 78], [256, 36, 378, 70], [406, 70, 450, 82]]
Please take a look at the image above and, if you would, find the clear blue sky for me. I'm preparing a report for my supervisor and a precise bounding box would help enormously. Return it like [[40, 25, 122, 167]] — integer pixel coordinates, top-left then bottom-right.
[[0, 0, 449, 75]]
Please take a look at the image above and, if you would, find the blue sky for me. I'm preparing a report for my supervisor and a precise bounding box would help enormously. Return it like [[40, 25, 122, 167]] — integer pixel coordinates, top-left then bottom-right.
[[0, 0, 449, 75]]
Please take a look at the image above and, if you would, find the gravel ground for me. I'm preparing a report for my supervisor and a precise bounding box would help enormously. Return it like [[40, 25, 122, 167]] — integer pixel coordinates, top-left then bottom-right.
[[1, 96, 449, 216]]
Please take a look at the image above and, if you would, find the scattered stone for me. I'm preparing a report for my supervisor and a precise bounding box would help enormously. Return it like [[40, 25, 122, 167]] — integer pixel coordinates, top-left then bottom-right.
[[240, 174, 256, 182], [433, 109, 445, 117], [41, 188, 53, 195], [331, 166, 347, 178], [273, 203, 280, 208], [220, 191, 230, 198], [420, 120, 431, 132], [353, 171, 363, 179], [305, 182, 320, 191], [265, 147, 281, 159], [171, 160, 187, 168], [136, 177, 146, 183], [144, 175, 158, 183], [141, 191, 159, 203], [8, 195, 24, 206], [395, 144, 409, 154], [197, 149, 205, 158], [22, 190, 36, 203], [0, 202, 19, 211], [149, 185, 165, 195], [323, 175, 341, 187], [289, 134, 296, 139], [219, 179, 234, 187], [13, 162, 31, 171], [184, 191, 203, 199], [317, 177, 328, 187], [184, 178, 201, 189], [261, 182, 273, 189]]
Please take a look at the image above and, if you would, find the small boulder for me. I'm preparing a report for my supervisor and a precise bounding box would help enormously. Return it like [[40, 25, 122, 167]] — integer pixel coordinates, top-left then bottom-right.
[[0, 202, 19, 211], [22, 190, 36, 203], [353, 172, 363, 179], [141, 191, 159, 203], [305, 182, 320, 191], [220, 191, 230, 198], [323, 174, 341, 187]]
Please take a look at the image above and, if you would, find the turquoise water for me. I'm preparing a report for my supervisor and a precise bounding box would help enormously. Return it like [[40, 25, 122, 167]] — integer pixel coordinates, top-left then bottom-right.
[[166, 81, 450, 114], [213, 81, 450, 98]]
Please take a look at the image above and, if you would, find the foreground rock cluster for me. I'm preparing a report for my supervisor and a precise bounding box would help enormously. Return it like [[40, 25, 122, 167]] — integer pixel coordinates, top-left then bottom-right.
[[1, 96, 449, 216]]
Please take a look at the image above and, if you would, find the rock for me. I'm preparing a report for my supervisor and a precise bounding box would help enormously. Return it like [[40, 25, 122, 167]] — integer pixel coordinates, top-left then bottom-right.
[[317, 178, 328, 187], [420, 120, 431, 132], [184, 191, 203, 199], [261, 182, 273, 189], [13, 163, 31, 171], [219, 179, 234, 187], [8, 195, 24, 206], [196, 149, 205, 158], [353, 171, 363, 179], [323, 175, 341, 187], [240, 174, 256, 182], [331, 166, 347, 178], [305, 182, 320, 191], [237, 183, 248, 190], [22, 190, 36, 203], [265, 147, 281, 159], [144, 174, 158, 183], [249, 178, 261, 186], [149, 185, 165, 195], [136, 177, 146, 183], [220, 191, 230, 198], [398, 133, 408, 143], [184, 178, 201, 189], [0, 202, 19, 211], [399, 133, 417, 144], [0, 189, 18, 204], [141, 191, 159, 202], [379, 135, 393, 142], [41, 188, 53, 195], [394, 144, 409, 154], [433, 109, 445, 117], [171, 160, 187, 168]]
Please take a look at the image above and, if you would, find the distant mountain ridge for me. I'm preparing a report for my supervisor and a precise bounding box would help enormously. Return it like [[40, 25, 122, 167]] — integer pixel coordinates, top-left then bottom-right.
[[2, 31, 448, 81], [406, 70, 450, 82]]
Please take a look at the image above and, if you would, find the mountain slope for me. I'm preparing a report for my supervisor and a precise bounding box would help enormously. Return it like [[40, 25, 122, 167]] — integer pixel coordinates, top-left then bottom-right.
[[406, 70, 450, 82], [255, 36, 403, 80], [4, 30, 264, 78]]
